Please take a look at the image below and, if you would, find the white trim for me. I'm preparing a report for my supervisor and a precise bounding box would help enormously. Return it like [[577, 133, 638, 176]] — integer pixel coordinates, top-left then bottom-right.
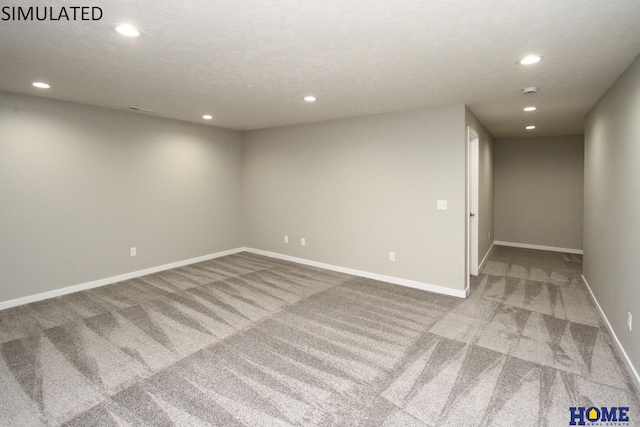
[[0, 247, 245, 311], [581, 274, 640, 391], [467, 126, 480, 276], [478, 242, 494, 272], [494, 241, 583, 255], [245, 248, 467, 299]]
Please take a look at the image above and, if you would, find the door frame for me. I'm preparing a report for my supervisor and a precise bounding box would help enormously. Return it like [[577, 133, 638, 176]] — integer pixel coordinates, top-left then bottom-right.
[[467, 127, 480, 287]]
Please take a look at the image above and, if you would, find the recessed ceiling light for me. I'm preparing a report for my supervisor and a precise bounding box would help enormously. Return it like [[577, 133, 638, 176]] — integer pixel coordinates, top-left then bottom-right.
[[115, 24, 140, 37], [525, 125, 536, 130], [32, 82, 50, 89], [203, 115, 213, 120], [303, 96, 316, 102], [523, 106, 537, 111], [520, 55, 541, 65]]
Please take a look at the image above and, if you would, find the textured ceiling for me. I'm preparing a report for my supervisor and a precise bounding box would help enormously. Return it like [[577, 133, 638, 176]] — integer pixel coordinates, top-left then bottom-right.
[[1, 0, 639, 137]]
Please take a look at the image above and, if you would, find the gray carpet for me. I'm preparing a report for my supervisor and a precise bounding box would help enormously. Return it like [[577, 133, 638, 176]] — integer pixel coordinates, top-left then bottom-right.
[[0, 248, 638, 426]]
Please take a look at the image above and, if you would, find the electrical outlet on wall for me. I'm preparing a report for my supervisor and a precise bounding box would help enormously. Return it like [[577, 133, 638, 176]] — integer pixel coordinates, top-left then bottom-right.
[[301, 238, 306, 246], [130, 247, 137, 257], [284, 235, 289, 243], [628, 312, 633, 331], [389, 252, 396, 262]]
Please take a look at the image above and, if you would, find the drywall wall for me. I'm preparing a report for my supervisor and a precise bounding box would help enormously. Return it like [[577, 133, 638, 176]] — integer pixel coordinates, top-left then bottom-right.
[[0, 91, 244, 303], [584, 54, 640, 385], [466, 108, 495, 266], [242, 105, 468, 292], [494, 135, 584, 251]]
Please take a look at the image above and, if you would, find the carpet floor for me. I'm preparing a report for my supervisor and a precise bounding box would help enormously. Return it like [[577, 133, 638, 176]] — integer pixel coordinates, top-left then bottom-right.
[[0, 247, 638, 426]]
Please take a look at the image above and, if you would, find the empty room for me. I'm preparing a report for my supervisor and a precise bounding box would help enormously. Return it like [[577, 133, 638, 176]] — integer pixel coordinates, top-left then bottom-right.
[[1, 0, 639, 425]]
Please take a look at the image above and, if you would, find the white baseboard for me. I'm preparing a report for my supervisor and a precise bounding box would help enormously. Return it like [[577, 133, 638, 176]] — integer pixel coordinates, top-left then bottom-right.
[[478, 243, 495, 272], [494, 241, 583, 255], [0, 247, 245, 311], [581, 274, 640, 391], [1, 246, 468, 310], [245, 248, 467, 299]]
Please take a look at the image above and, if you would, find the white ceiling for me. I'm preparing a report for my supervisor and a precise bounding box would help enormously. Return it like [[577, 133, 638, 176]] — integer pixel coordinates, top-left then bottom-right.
[[1, 0, 639, 137]]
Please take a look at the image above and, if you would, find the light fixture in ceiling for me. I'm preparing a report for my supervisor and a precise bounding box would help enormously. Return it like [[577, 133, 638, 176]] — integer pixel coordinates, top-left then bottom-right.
[[32, 82, 50, 89], [523, 106, 537, 111], [519, 55, 541, 65], [303, 96, 316, 102], [525, 125, 536, 130], [203, 115, 213, 120], [115, 24, 141, 37]]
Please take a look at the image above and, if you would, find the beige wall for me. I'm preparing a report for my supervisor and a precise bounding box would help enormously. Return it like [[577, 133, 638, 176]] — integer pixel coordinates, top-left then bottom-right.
[[243, 105, 468, 292], [584, 55, 640, 385], [494, 135, 584, 251], [0, 91, 244, 303], [466, 108, 495, 265], [0, 93, 489, 303]]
